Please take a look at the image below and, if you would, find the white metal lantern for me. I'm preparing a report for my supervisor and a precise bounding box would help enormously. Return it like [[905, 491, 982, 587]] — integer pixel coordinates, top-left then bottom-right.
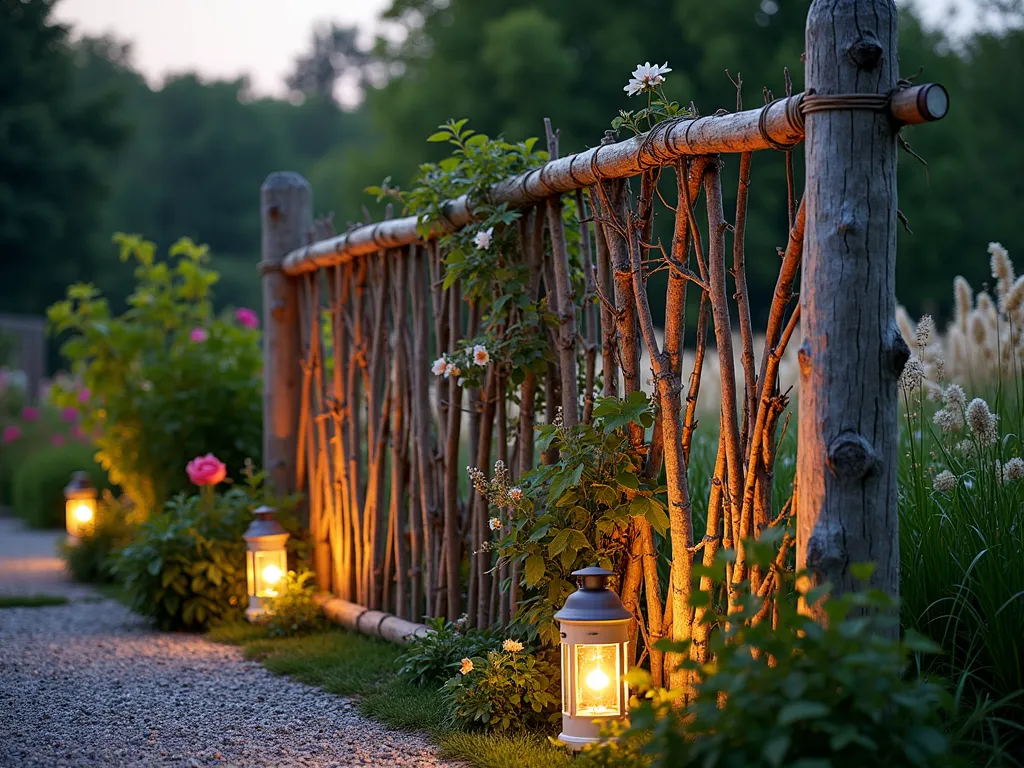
[[554, 565, 632, 748], [243, 505, 289, 621], [63, 472, 97, 540]]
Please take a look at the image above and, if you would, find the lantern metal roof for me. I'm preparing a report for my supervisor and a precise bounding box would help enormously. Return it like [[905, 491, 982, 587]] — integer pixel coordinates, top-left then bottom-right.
[[243, 505, 288, 542], [63, 471, 96, 499], [554, 565, 632, 622]]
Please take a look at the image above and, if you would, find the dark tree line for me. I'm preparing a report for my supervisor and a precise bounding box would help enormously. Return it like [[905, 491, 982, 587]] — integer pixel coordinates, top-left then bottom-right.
[[2, 0, 1022, 324]]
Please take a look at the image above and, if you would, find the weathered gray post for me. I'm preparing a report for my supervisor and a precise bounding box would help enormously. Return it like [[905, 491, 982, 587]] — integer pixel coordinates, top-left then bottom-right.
[[797, 0, 908, 622], [259, 172, 312, 497]]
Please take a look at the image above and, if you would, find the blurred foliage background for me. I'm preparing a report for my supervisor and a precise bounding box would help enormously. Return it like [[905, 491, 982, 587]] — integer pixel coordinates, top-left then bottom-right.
[[2, 0, 1022, 331]]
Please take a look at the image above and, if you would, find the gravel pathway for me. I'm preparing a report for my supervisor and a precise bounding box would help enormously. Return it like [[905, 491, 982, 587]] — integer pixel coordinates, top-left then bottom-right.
[[0, 518, 461, 768]]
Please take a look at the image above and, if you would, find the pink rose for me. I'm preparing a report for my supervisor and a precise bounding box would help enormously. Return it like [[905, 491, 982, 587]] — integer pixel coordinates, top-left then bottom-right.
[[186, 453, 227, 486], [2, 425, 21, 444], [235, 307, 259, 329], [21, 406, 39, 421], [60, 407, 79, 423], [77, 388, 91, 404], [50, 434, 66, 447], [190, 328, 209, 343]]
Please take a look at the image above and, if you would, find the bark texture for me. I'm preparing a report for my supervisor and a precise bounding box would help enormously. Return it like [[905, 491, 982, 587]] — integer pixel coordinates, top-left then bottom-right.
[[797, 0, 903, 620]]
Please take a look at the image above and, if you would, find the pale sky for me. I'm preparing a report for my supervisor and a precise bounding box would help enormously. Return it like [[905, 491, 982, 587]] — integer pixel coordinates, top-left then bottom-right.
[[54, 0, 978, 103]]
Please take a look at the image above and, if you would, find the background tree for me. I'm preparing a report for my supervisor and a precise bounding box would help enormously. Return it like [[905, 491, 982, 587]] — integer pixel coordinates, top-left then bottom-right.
[[0, 0, 127, 315]]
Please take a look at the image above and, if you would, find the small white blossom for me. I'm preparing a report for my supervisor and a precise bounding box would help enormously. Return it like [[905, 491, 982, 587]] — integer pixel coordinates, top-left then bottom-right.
[[444, 362, 461, 379], [1004, 457, 1024, 483], [508, 487, 523, 502], [966, 397, 999, 444], [473, 344, 490, 366], [932, 470, 957, 493], [431, 357, 447, 376], [933, 408, 962, 434], [624, 61, 672, 96], [488, 517, 502, 531], [473, 227, 494, 250]]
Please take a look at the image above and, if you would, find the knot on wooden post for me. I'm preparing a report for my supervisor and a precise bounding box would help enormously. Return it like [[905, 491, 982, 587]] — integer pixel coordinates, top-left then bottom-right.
[[883, 325, 911, 378], [798, 339, 812, 377], [827, 431, 878, 481], [848, 34, 883, 70]]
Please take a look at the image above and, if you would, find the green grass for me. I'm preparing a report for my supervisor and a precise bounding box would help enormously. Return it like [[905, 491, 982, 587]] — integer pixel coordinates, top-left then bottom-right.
[[0, 594, 70, 608], [208, 623, 577, 767], [437, 732, 575, 768]]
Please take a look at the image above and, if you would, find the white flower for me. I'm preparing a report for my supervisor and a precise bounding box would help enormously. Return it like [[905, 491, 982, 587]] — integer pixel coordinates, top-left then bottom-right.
[[502, 639, 523, 653], [624, 61, 672, 97], [444, 363, 461, 379], [473, 227, 494, 250], [508, 487, 523, 502], [942, 384, 967, 411], [966, 397, 999, 444], [473, 344, 490, 366], [933, 408, 962, 434], [1004, 457, 1024, 482], [488, 517, 502, 531], [431, 357, 447, 376], [932, 470, 957, 493]]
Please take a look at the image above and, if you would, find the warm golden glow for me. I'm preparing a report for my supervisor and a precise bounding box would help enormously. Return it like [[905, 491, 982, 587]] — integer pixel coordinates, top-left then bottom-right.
[[585, 667, 609, 691], [262, 564, 283, 586], [65, 498, 97, 538], [575, 643, 621, 716]]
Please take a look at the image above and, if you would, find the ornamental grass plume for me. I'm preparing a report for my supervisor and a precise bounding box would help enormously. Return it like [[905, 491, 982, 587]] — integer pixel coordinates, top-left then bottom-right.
[[932, 469, 956, 493], [897, 242, 1024, 386]]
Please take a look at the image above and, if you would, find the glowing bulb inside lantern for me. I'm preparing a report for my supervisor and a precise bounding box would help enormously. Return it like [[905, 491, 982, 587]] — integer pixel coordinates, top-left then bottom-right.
[[73, 504, 93, 523], [262, 564, 283, 586], [585, 667, 610, 691]]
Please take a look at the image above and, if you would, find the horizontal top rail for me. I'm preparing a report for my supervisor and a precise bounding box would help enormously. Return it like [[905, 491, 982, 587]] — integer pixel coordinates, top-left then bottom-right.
[[281, 83, 946, 276]]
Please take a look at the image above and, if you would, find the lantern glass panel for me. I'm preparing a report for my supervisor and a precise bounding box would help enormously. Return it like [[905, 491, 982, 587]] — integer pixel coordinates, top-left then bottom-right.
[[574, 643, 620, 717], [65, 498, 97, 538], [248, 550, 287, 598]]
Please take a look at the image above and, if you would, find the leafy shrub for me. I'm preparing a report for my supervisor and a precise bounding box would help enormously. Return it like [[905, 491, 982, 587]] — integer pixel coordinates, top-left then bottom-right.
[[48, 235, 262, 514], [443, 644, 560, 732], [617, 568, 961, 768], [12, 442, 107, 528], [265, 570, 326, 638], [474, 392, 660, 646], [113, 486, 254, 631], [61, 492, 135, 583], [397, 615, 502, 687]]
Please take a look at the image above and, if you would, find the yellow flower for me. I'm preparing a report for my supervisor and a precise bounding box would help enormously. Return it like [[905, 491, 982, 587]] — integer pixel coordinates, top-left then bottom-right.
[[502, 639, 524, 653], [459, 657, 474, 675]]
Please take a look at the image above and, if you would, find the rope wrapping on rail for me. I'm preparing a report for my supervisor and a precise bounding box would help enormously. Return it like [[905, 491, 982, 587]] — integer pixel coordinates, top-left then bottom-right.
[[758, 88, 900, 152]]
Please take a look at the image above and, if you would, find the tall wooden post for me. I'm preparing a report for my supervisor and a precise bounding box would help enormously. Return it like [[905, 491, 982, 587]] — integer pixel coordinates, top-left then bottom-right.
[[797, 0, 908, 622], [260, 172, 312, 497]]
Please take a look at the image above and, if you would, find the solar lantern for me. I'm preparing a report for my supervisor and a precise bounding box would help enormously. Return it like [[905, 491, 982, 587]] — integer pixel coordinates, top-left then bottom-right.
[[243, 505, 289, 621], [63, 472, 97, 541], [554, 565, 632, 748]]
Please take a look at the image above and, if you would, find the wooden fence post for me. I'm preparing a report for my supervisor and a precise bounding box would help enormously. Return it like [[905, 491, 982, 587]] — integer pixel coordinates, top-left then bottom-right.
[[260, 172, 312, 498], [797, 0, 908, 623]]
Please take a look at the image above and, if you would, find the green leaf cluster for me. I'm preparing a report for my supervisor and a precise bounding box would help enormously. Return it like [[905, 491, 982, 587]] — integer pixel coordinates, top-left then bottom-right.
[[442, 647, 561, 732], [396, 615, 503, 688], [47, 234, 263, 513]]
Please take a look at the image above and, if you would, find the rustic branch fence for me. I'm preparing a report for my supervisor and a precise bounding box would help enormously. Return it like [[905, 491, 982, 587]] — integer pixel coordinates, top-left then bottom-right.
[[258, 0, 947, 663]]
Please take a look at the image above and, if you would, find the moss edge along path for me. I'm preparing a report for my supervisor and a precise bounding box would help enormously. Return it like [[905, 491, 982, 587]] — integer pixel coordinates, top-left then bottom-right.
[[0, 517, 463, 768]]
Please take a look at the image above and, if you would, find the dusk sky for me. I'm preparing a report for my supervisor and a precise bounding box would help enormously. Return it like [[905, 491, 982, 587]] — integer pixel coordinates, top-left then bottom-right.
[[54, 0, 976, 104]]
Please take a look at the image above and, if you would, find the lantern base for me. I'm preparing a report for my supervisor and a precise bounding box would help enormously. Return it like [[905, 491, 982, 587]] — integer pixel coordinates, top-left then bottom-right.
[[557, 730, 613, 751], [245, 596, 273, 623]]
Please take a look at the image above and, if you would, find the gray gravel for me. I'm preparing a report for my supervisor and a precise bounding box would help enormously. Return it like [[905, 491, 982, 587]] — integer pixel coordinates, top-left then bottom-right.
[[0, 519, 461, 768]]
